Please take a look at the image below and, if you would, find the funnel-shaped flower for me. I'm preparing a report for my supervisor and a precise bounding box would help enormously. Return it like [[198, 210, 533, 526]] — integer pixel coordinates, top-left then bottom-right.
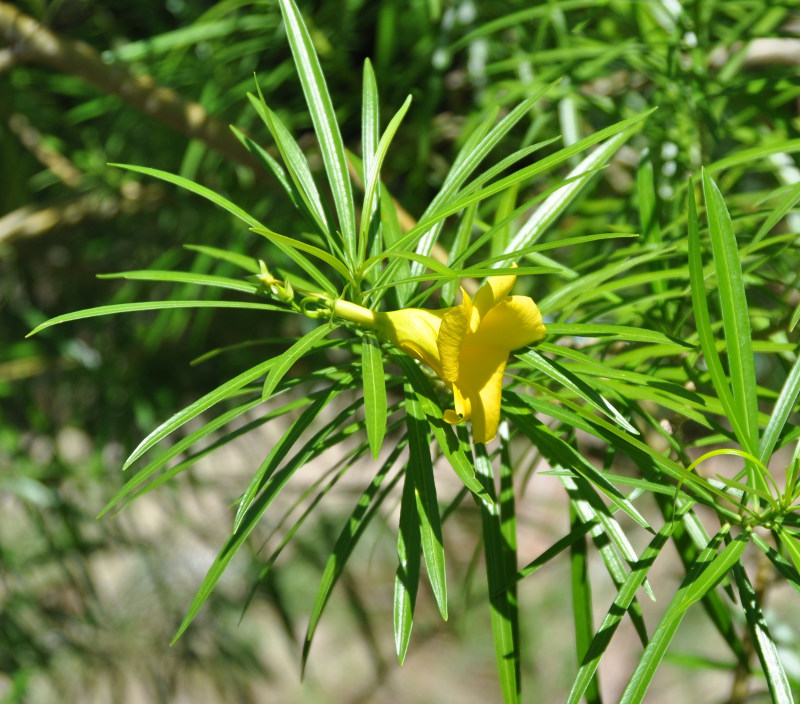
[[333, 271, 545, 443]]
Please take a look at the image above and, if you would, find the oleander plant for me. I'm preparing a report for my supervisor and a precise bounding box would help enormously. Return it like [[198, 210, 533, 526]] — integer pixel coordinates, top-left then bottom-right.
[[5, 0, 800, 702]]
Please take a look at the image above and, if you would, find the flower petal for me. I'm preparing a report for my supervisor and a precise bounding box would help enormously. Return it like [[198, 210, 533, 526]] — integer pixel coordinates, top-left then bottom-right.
[[454, 345, 508, 444], [470, 296, 546, 350], [379, 307, 447, 376], [437, 290, 472, 383], [444, 383, 472, 426], [470, 271, 517, 331]]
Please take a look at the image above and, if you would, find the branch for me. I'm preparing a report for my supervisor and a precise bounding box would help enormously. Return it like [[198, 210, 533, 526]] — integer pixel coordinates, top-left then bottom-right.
[[0, 1, 262, 173], [0, 184, 163, 244]]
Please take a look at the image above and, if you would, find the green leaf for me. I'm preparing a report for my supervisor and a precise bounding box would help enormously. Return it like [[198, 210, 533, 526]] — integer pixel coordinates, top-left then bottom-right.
[[567, 505, 691, 704], [250, 226, 352, 282], [462, 232, 637, 274], [517, 349, 639, 435], [702, 169, 759, 457], [99, 388, 327, 517], [397, 355, 490, 503], [759, 353, 800, 464], [360, 60, 380, 261], [618, 529, 749, 704], [544, 323, 692, 348], [538, 247, 670, 316], [27, 300, 284, 338], [394, 465, 421, 664], [559, 472, 651, 641], [732, 563, 793, 704], [112, 162, 338, 294], [475, 441, 520, 704], [707, 138, 800, 175], [752, 180, 800, 245], [231, 122, 297, 200], [183, 244, 260, 273], [776, 529, 800, 581], [110, 163, 262, 227], [261, 323, 336, 401], [364, 249, 457, 278], [277, 0, 357, 265], [425, 109, 655, 231], [518, 523, 594, 581], [406, 86, 554, 293], [450, 1, 611, 51], [501, 130, 634, 261], [101, 395, 262, 515], [360, 95, 413, 248], [361, 59, 379, 196], [98, 270, 259, 295], [246, 93, 334, 241], [302, 441, 406, 672], [172, 377, 353, 643], [686, 180, 743, 443], [506, 407, 651, 531], [505, 392, 722, 511], [441, 203, 479, 304], [404, 381, 448, 620], [568, 503, 600, 704], [123, 356, 276, 470], [361, 332, 387, 459], [238, 374, 356, 530]]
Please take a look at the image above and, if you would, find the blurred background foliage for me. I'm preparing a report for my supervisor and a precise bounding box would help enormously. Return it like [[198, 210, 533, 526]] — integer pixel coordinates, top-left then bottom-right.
[[3, 0, 800, 701]]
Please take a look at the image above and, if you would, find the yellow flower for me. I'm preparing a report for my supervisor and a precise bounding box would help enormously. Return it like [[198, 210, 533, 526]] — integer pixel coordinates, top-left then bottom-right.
[[334, 270, 546, 444]]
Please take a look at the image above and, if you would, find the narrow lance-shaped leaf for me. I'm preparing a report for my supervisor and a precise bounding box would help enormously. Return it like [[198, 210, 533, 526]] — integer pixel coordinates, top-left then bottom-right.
[[618, 529, 749, 704], [394, 464, 421, 664], [97, 270, 260, 295], [27, 300, 284, 338], [183, 244, 260, 273], [172, 376, 354, 643], [120, 355, 277, 470], [262, 323, 337, 400], [250, 226, 352, 282], [475, 440, 521, 704], [397, 355, 490, 503], [506, 408, 651, 531], [569, 501, 600, 704], [277, 0, 358, 266], [405, 86, 553, 301], [239, 371, 354, 530], [567, 503, 693, 704], [517, 349, 639, 435], [361, 332, 387, 459], [559, 472, 652, 640], [360, 95, 413, 253], [759, 352, 800, 464], [360, 64, 383, 265], [702, 169, 759, 457], [111, 162, 338, 294], [247, 91, 335, 243], [686, 181, 744, 447], [732, 563, 793, 704], [404, 380, 448, 620], [302, 440, 406, 673], [500, 129, 635, 264], [361, 59, 379, 195]]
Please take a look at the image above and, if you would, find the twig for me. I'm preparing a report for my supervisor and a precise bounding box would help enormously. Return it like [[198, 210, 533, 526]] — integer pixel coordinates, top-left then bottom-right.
[[8, 113, 83, 187], [0, 1, 262, 174], [0, 184, 163, 244]]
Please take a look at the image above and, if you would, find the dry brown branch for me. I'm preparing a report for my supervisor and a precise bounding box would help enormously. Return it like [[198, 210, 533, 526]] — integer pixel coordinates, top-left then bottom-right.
[[0, 1, 262, 173], [8, 113, 83, 187], [0, 183, 163, 244], [0, 2, 463, 272]]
